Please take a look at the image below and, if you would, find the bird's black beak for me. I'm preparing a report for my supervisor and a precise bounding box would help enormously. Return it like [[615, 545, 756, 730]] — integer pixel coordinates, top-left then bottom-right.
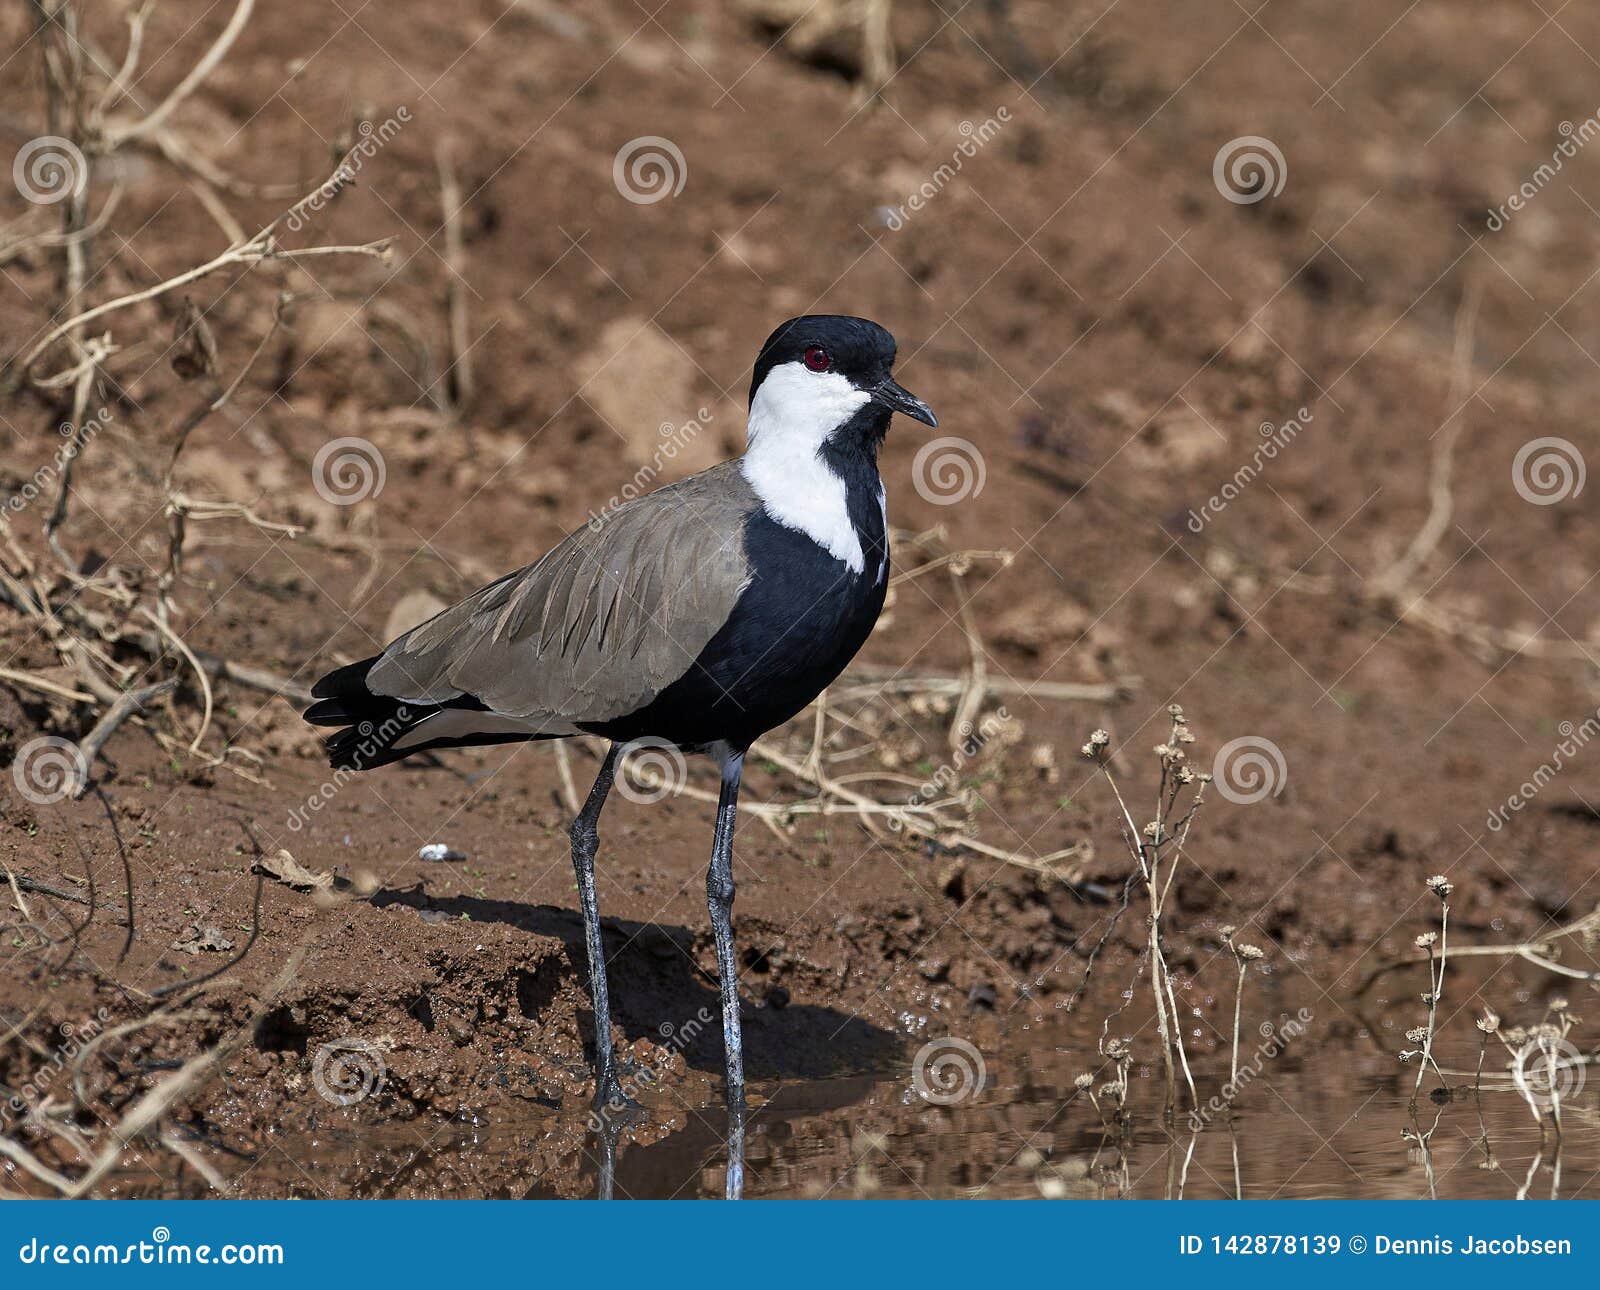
[[874, 377, 938, 427]]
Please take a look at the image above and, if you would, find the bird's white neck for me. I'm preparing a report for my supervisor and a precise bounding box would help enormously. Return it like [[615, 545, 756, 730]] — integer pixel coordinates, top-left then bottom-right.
[[739, 362, 875, 575]]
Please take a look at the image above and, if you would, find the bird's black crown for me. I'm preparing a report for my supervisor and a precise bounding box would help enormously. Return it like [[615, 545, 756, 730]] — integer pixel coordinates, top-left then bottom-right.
[[748, 315, 898, 405]]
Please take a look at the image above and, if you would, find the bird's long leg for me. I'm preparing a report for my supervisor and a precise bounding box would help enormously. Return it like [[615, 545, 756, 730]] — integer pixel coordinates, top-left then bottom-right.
[[570, 743, 623, 1111], [707, 744, 746, 1197]]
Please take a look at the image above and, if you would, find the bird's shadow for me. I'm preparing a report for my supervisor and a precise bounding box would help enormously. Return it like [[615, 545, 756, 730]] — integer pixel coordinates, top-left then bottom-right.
[[369, 883, 902, 1081]]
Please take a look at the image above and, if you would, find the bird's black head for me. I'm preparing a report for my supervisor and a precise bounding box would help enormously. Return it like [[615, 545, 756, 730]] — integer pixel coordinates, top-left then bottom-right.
[[746, 315, 937, 431]]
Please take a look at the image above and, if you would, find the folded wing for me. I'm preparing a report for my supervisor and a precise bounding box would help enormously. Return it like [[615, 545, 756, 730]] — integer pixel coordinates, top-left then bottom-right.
[[366, 461, 756, 730]]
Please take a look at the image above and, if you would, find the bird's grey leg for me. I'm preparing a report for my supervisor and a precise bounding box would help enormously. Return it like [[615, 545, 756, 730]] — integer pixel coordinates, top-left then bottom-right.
[[570, 743, 625, 1112], [707, 744, 746, 1197], [724, 1095, 747, 1201]]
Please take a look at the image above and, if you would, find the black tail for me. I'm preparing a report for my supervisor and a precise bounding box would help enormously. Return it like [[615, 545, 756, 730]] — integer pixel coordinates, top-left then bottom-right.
[[305, 655, 435, 770], [304, 655, 543, 770]]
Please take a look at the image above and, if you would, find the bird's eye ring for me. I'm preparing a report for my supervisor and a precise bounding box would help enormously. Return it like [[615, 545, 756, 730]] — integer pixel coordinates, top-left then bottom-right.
[[803, 345, 831, 373]]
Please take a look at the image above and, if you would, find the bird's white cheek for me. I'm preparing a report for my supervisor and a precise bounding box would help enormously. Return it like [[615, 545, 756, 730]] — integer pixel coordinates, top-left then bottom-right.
[[741, 363, 871, 573]]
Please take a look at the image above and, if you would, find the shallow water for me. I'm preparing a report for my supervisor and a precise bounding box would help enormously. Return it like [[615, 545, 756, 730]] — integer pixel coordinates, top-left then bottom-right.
[[137, 1002, 1594, 1200], [555, 1043, 1597, 1200]]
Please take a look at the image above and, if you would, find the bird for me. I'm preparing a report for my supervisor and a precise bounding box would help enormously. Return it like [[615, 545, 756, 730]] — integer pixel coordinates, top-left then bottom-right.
[[302, 314, 936, 1174]]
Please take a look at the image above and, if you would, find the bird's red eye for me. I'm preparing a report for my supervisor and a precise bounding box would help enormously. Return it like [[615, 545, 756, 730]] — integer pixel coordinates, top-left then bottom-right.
[[803, 345, 831, 372]]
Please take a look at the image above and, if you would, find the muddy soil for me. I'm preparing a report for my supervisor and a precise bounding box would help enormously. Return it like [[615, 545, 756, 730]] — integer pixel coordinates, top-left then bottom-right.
[[2, 1, 1598, 1197]]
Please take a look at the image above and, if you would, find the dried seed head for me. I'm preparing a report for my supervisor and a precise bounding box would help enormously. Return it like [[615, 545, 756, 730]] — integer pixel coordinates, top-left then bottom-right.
[[1167, 704, 1185, 720], [1549, 997, 1569, 1012], [1236, 943, 1265, 961], [1080, 729, 1111, 758], [1219, 924, 1237, 941], [1405, 1027, 1428, 1044], [1100, 1081, 1126, 1101], [1415, 932, 1437, 949], [1143, 821, 1160, 839], [1074, 1073, 1094, 1090], [1420, 992, 1438, 1006], [1425, 874, 1454, 898], [1177, 766, 1195, 784], [170, 299, 219, 381], [1476, 1007, 1500, 1034]]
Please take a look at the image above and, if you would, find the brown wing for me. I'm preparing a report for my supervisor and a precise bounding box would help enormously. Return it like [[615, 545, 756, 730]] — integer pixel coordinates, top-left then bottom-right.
[[367, 461, 756, 727]]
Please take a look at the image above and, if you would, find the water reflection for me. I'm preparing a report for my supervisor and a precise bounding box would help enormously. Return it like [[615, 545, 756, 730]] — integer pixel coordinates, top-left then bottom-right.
[[91, 1011, 1597, 1200]]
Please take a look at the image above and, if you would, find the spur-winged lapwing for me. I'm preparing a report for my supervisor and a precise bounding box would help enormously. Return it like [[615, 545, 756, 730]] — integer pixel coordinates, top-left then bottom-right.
[[304, 314, 936, 1142]]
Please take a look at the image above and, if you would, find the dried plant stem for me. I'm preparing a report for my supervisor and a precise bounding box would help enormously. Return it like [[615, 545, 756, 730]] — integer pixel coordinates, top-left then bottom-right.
[[1231, 958, 1246, 1088], [1354, 905, 1600, 995], [15, 145, 393, 383], [98, 0, 256, 150], [435, 138, 474, 411], [73, 677, 178, 796]]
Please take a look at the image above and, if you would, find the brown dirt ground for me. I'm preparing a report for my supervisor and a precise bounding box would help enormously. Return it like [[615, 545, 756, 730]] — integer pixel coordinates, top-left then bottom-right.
[[2, 0, 1598, 1196]]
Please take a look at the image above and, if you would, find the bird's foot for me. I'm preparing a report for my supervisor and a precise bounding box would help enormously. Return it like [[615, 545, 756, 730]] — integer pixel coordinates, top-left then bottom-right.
[[590, 1073, 644, 1122]]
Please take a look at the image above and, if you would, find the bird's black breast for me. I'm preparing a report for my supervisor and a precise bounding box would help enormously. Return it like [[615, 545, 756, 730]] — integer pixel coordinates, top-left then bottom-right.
[[586, 477, 888, 752]]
